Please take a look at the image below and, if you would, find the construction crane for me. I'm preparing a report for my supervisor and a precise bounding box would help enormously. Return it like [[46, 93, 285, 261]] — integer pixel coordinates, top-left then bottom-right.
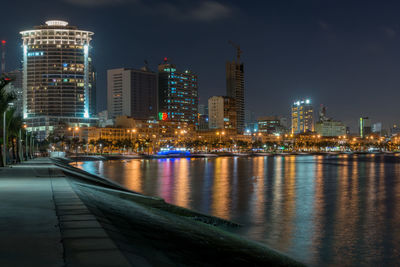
[[229, 40, 242, 63]]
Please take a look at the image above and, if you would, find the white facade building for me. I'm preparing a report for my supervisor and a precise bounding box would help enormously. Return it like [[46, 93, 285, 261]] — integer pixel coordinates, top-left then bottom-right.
[[208, 96, 225, 129], [20, 20, 97, 138]]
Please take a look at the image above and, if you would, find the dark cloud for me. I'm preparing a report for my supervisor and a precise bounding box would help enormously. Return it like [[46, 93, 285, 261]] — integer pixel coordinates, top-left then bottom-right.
[[62, 0, 137, 6], [189, 1, 232, 21], [318, 20, 330, 31], [62, 0, 233, 22], [383, 27, 396, 38]]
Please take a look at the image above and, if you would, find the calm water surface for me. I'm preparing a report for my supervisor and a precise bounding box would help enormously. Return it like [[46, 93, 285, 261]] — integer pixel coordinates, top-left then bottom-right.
[[76, 154, 400, 266]]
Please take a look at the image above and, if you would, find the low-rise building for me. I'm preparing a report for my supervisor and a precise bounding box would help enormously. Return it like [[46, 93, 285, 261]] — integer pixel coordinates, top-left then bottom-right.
[[258, 116, 286, 135], [315, 120, 346, 137]]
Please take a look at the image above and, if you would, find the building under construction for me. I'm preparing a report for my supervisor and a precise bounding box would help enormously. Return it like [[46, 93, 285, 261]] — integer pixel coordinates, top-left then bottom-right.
[[226, 41, 245, 133]]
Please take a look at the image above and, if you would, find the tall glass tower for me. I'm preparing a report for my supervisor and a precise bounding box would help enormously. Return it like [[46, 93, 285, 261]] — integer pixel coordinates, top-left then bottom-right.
[[158, 59, 198, 124], [20, 20, 97, 138]]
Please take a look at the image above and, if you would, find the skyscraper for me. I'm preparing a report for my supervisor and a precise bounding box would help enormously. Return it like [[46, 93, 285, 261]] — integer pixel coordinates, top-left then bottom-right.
[[208, 96, 237, 130], [291, 99, 314, 134], [107, 67, 158, 120], [20, 20, 97, 138], [359, 117, 372, 138], [226, 42, 244, 133], [158, 59, 198, 124]]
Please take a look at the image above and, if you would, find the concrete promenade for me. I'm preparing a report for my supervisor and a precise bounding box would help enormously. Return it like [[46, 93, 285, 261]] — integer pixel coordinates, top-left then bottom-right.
[[0, 158, 130, 267]]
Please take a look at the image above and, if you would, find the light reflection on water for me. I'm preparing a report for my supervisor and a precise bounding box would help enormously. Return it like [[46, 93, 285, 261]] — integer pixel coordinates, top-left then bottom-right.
[[76, 155, 400, 266]]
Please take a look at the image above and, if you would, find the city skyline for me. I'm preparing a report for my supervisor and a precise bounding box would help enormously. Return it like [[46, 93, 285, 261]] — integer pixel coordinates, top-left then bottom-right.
[[2, 1, 400, 131]]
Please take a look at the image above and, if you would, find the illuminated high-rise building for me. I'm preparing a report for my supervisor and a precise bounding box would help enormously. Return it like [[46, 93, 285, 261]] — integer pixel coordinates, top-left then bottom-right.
[[359, 117, 371, 138], [107, 67, 158, 120], [291, 99, 314, 134], [20, 20, 97, 138], [158, 59, 198, 124]]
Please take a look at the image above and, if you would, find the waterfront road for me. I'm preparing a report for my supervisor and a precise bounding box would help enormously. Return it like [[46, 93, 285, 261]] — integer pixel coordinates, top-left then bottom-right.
[[0, 158, 130, 267]]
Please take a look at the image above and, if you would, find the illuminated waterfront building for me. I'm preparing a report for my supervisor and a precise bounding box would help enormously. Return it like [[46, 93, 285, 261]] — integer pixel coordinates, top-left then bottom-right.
[[315, 121, 346, 137], [208, 96, 237, 130], [359, 117, 371, 138], [372, 122, 382, 134], [315, 104, 346, 137], [258, 116, 286, 135], [244, 109, 258, 133], [198, 114, 209, 131], [291, 99, 314, 134], [20, 20, 97, 138], [158, 59, 198, 124], [107, 67, 158, 120]]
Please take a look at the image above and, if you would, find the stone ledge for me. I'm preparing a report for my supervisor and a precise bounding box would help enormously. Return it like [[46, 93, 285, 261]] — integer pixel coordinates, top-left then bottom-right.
[[60, 220, 102, 229]]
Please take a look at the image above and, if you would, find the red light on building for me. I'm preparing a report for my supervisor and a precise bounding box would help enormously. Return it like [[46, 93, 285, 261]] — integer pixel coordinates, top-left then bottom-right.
[[164, 57, 168, 62], [1, 40, 5, 45]]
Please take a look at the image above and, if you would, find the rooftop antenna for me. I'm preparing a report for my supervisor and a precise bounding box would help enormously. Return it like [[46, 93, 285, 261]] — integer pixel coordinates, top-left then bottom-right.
[[228, 40, 242, 63], [1, 40, 5, 74]]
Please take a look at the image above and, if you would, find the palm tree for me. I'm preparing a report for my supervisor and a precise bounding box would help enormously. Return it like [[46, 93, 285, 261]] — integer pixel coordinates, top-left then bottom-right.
[[0, 77, 16, 166], [6, 108, 24, 163]]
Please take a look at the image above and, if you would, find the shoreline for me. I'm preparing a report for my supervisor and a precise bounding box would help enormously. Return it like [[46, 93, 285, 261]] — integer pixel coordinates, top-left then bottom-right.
[[66, 151, 399, 162]]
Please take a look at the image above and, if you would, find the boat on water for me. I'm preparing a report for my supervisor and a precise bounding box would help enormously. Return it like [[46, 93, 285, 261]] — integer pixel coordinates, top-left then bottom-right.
[[156, 148, 191, 157]]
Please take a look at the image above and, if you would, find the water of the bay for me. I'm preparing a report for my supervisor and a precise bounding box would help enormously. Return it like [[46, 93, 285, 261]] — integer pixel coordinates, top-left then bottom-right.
[[75, 154, 400, 266]]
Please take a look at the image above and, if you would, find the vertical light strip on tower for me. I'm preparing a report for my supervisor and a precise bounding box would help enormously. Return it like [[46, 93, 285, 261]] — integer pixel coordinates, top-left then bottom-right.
[[22, 45, 28, 119], [84, 44, 89, 118]]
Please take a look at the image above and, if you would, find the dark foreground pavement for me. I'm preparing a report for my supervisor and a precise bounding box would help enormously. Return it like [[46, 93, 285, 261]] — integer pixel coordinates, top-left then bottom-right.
[[0, 157, 305, 267]]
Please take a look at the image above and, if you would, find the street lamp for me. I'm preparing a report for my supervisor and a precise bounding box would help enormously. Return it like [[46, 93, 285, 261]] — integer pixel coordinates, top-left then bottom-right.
[[3, 103, 14, 166], [23, 125, 28, 160]]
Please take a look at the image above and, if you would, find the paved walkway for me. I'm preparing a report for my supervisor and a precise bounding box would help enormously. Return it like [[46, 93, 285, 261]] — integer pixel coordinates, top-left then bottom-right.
[[0, 158, 130, 267]]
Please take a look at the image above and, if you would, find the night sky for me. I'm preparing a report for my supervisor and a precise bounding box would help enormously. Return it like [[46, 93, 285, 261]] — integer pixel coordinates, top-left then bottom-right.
[[2, 0, 400, 131]]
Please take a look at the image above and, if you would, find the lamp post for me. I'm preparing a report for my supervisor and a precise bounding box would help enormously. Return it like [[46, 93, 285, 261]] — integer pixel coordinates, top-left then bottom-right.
[[18, 129, 22, 162], [127, 129, 137, 154], [30, 133, 33, 159], [216, 131, 225, 142], [68, 126, 80, 156], [24, 125, 28, 160]]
